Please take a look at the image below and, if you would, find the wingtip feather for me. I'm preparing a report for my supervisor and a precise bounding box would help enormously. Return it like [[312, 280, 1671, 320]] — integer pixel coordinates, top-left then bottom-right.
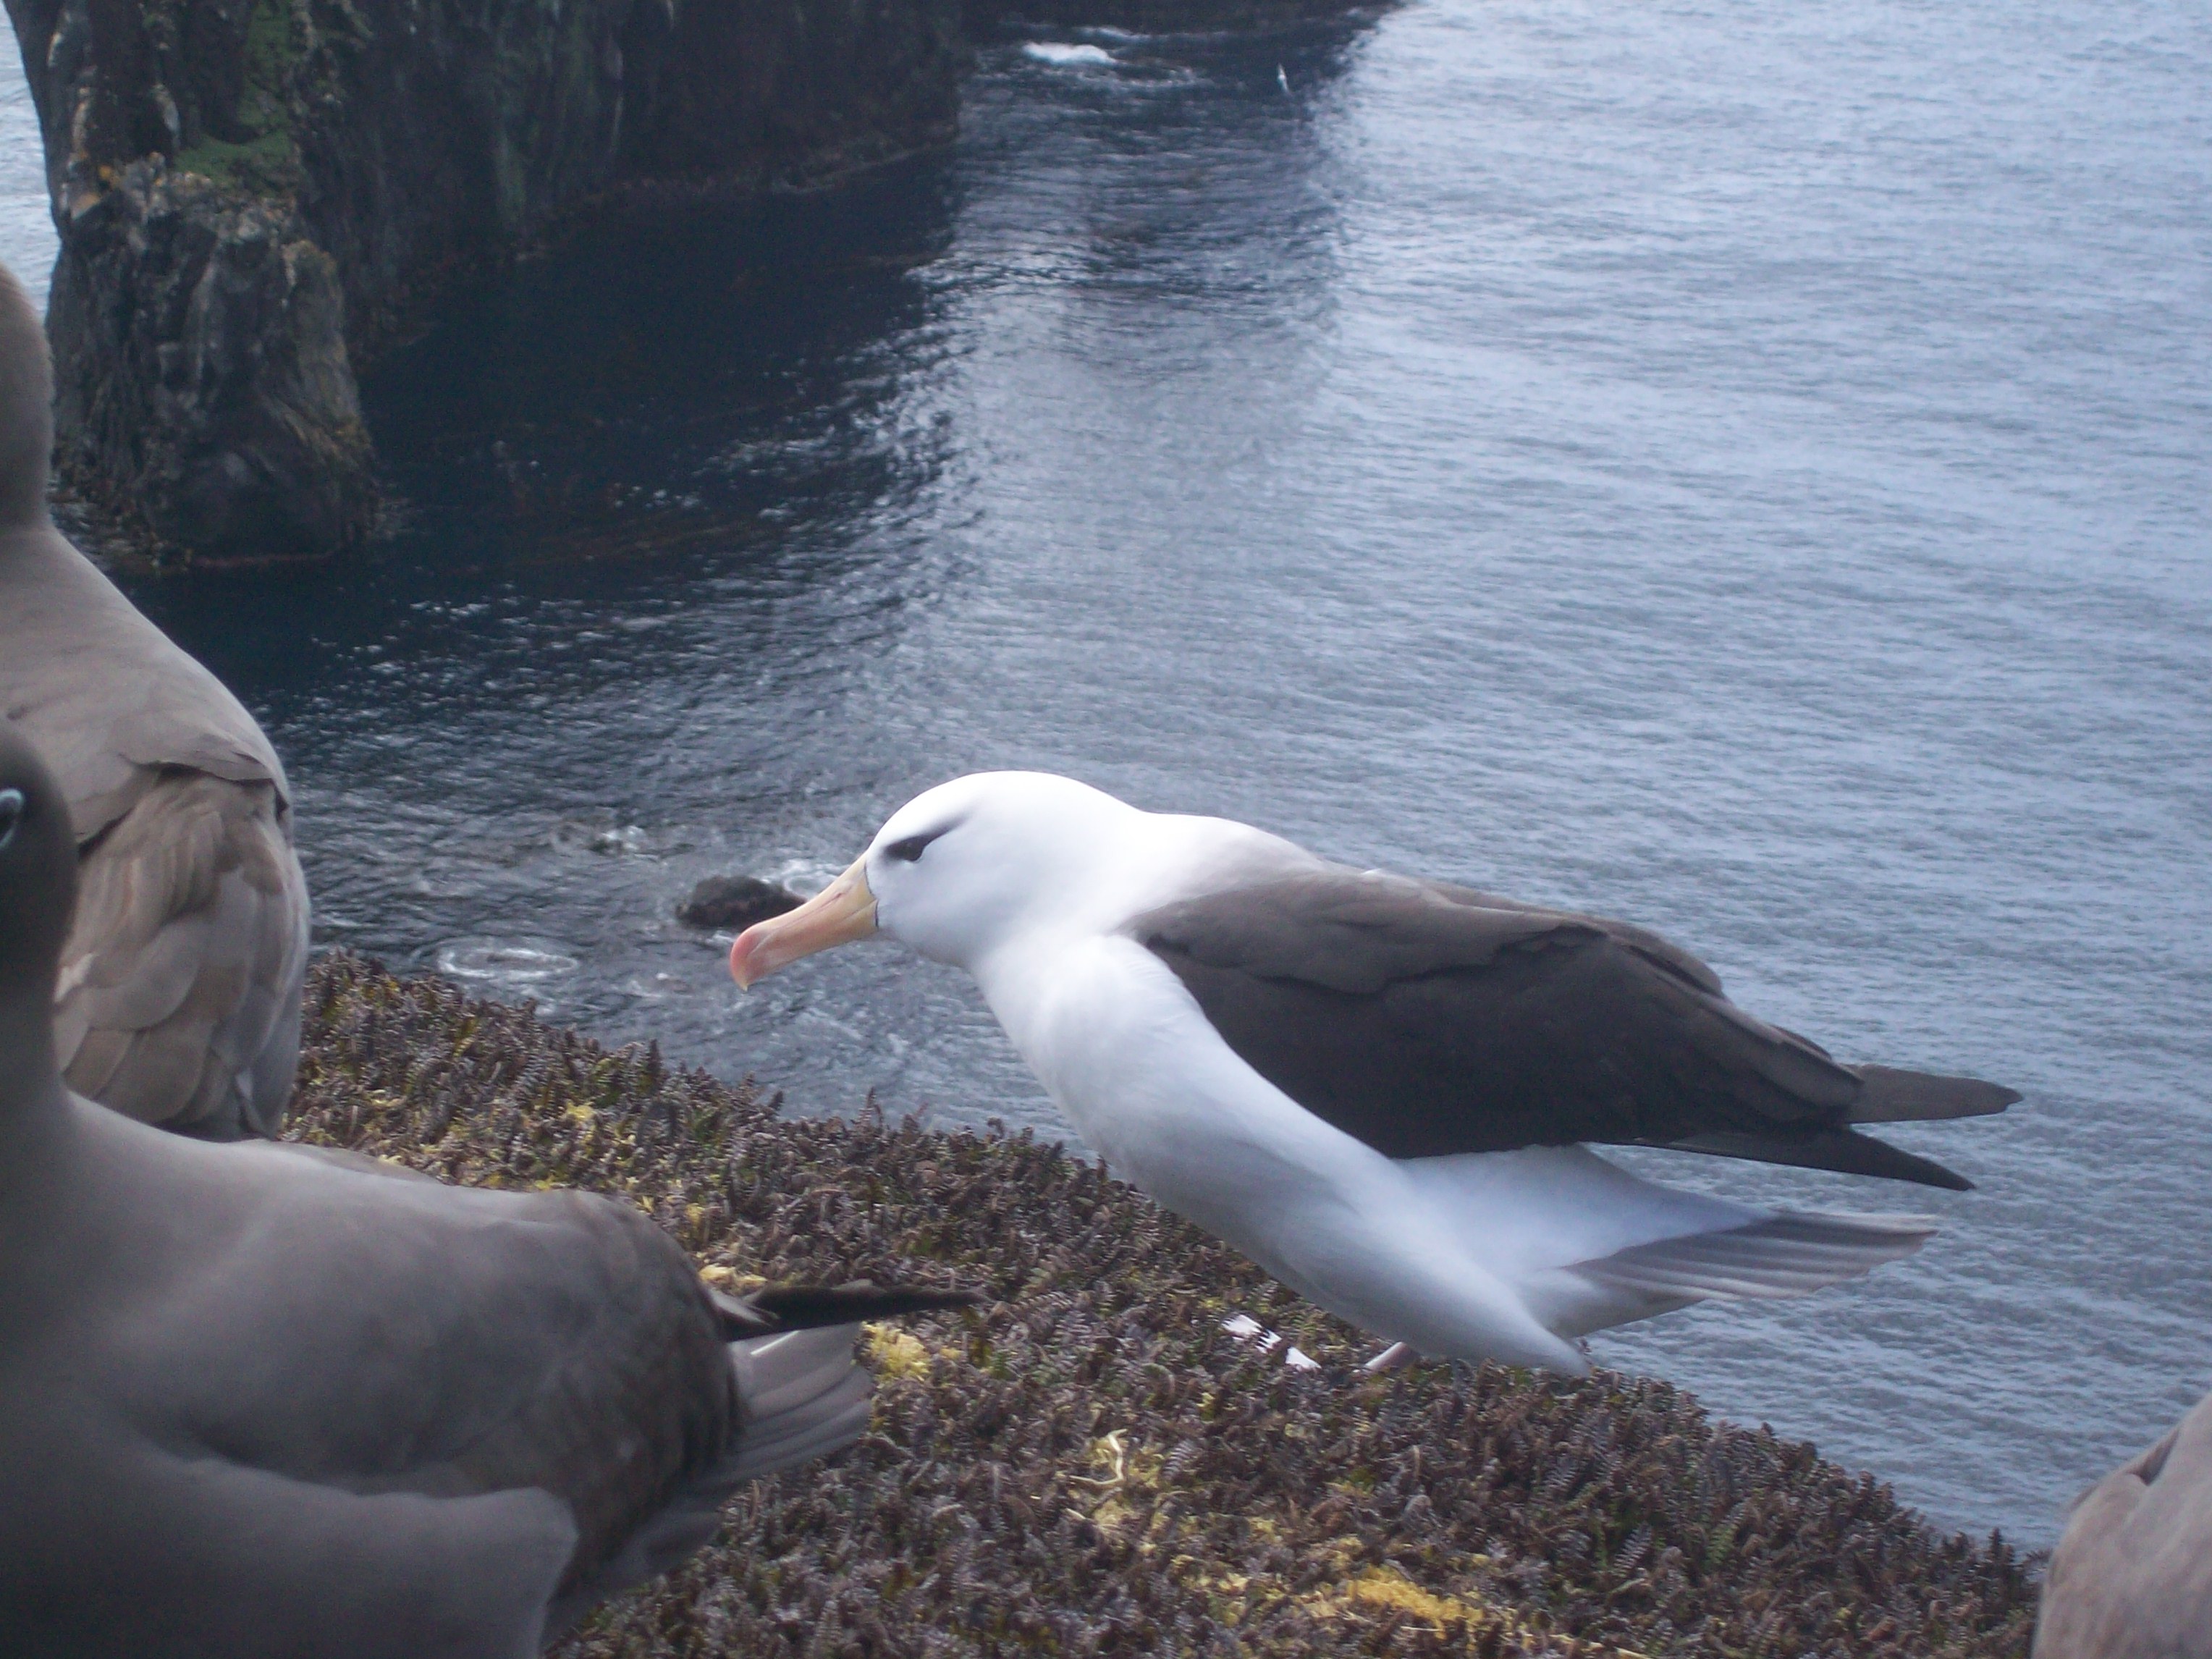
[[730, 1280, 981, 1338], [1849, 1064, 2019, 1123], [1575, 1210, 1938, 1309]]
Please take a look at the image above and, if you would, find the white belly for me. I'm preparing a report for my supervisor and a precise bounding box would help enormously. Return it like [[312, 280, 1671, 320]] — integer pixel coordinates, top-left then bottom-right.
[[974, 934, 1589, 1371]]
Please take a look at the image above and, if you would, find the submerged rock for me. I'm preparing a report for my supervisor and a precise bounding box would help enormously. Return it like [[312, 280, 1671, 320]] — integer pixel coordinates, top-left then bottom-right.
[[676, 874, 804, 932], [289, 951, 2038, 1658]]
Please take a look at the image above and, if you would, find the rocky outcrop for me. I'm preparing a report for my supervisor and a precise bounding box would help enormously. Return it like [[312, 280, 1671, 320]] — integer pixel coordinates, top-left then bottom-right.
[[4, 0, 966, 561], [43, 163, 372, 558]]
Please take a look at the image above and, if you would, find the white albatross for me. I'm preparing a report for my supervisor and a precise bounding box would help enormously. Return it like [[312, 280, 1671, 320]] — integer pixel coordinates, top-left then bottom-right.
[[732, 772, 2014, 1375]]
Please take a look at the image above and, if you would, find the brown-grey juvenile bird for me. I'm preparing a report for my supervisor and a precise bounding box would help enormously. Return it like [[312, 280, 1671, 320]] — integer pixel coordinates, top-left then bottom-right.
[[0, 722, 974, 1656], [0, 259, 308, 1138], [2034, 1391, 2212, 1659]]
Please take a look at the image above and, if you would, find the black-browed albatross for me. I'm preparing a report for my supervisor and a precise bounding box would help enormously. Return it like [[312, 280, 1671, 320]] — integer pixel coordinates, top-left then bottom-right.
[[0, 722, 974, 1655], [0, 259, 309, 1138], [731, 771, 2014, 1375]]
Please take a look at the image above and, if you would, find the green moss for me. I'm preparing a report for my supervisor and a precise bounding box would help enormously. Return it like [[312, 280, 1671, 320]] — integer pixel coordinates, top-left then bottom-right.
[[171, 0, 301, 194], [290, 954, 2039, 1658], [171, 127, 297, 192], [240, 0, 301, 127]]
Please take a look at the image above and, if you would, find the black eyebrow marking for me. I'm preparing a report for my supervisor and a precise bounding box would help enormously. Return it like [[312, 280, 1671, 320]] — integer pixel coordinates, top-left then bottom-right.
[[883, 822, 955, 864]]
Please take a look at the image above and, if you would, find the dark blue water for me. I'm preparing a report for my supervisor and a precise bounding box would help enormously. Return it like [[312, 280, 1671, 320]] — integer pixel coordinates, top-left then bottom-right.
[[7, 0, 2209, 1548]]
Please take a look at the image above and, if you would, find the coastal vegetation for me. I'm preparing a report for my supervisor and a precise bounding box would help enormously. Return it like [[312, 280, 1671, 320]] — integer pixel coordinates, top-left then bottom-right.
[[292, 953, 2038, 1657]]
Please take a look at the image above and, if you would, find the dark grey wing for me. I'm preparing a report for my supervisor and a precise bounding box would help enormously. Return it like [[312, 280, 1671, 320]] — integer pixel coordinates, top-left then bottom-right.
[[53, 767, 309, 1137], [12, 1443, 579, 1659], [1131, 869, 2014, 1189], [429, 1197, 743, 1603], [542, 1279, 978, 1631], [193, 1170, 744, 1608]]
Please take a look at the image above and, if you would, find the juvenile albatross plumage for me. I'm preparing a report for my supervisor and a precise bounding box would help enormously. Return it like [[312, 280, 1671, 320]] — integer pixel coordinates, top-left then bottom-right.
[[2033, 1390, 2212, 1658], [0, 260, 308, 1138], [731, 772, 2015, 1375], [0, 722, 974, 1655]]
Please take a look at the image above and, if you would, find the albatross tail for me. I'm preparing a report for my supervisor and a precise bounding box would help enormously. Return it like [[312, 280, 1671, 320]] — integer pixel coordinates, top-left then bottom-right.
[[1396, 1145, 1939, 1356], [542, 1325, 874, 1639], [547, 1284, 976, 1635], [1561, 1210, 1934, 1323], [725, 1326, 876, 1480]]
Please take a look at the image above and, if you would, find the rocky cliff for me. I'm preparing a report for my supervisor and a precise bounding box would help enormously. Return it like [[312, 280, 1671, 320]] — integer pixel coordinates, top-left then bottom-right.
[[4, 0, 967, 560]]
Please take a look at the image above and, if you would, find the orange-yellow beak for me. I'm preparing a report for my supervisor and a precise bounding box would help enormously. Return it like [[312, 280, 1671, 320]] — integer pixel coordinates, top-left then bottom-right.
[[728, 855, 877, 988]]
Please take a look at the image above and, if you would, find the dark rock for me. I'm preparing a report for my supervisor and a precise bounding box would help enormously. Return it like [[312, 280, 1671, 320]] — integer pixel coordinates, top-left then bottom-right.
[[675, 874, 803, 932], [2, 0, 968, 562], [44, 161, 374, 560]]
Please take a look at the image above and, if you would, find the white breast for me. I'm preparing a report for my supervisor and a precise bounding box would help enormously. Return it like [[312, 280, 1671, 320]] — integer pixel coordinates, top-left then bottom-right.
[[969, 932, 1584, 1369], [980, 934, 1376, 1217]]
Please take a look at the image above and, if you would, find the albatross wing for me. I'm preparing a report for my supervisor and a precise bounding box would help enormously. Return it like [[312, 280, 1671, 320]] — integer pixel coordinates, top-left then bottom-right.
[[1131, 866, 2014, 1189], [51, 768, 309, 1136]]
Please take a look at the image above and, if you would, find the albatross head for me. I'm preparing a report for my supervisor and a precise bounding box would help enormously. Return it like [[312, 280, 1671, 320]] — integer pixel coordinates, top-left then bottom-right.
[[729, 772, 1146, 984]]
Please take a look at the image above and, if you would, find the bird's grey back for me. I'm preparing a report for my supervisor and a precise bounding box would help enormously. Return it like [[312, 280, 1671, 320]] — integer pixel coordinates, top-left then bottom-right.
[[0, 1122, 751, 1656], [0, 260, 309, 1138]]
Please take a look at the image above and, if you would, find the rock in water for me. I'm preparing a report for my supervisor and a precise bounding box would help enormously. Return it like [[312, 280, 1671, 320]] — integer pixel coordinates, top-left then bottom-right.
[[677, 874, 803, 932]]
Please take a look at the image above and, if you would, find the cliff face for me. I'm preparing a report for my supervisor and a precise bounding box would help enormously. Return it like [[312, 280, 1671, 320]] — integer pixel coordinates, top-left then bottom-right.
[[5, 0, 966, 560]]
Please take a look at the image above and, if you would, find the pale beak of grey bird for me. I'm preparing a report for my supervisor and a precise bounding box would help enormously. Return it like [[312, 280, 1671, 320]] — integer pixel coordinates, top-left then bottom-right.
[[729, 855, 878, 987]]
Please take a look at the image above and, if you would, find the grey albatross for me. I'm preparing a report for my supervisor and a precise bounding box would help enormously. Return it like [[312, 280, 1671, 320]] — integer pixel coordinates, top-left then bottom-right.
[[0, 260, 309, 1138], [2033, 1390, 2212, 1659], [730, 771, 2014, 1375], [0, 722, 974, 1656]]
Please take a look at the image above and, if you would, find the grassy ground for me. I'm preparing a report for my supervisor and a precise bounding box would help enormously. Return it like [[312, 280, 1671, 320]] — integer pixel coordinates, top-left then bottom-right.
[[290, 953, 2038, 1658]]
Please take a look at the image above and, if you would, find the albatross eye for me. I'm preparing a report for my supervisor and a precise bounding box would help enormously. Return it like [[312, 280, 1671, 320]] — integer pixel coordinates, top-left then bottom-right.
[[884, 825, 951, 864], [0, 788, 22, 850]]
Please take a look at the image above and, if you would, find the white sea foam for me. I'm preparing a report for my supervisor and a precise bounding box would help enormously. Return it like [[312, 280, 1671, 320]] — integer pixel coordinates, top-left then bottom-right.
[[1021, 42, 1115, 68], [434, 940, 581, 985]]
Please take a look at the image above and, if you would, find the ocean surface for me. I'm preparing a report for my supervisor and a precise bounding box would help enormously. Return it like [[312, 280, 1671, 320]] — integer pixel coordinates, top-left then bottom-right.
[[5, 1, 2208, 1550]]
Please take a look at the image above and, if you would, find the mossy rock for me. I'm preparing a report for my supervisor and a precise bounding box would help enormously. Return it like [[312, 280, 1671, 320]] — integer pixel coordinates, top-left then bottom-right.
[[290, 953, 2038, 1657], [170, 0, 303, 195]]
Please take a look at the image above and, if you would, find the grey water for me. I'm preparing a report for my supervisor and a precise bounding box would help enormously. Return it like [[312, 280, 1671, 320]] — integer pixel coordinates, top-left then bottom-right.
[[6, 0, 2209, 1550]]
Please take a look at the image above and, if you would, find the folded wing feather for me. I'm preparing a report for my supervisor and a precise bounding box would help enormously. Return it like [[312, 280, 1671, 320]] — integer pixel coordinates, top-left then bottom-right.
[[1133, 866, 2014, 1189]]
